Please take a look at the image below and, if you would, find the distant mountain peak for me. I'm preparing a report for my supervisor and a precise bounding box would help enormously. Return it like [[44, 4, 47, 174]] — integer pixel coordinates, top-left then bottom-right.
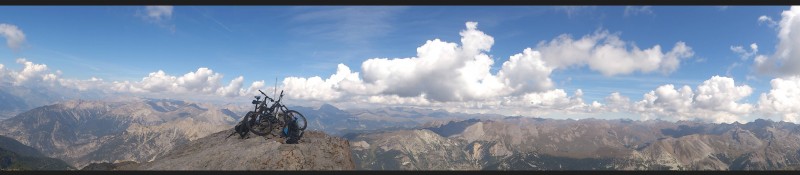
[[318, 103, 342, 112]]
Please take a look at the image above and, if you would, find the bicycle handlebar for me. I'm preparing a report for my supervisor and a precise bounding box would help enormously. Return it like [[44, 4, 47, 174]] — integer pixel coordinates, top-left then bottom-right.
[[258, 90, 274, 102]]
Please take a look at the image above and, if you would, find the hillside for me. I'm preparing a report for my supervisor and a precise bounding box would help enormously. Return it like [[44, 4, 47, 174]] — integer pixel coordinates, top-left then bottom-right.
[[0, 99, 242, 168], [0, 135, 73, 170]]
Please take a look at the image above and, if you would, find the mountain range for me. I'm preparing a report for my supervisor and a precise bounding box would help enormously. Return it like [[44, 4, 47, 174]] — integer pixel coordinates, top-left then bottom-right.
[[348, 117, 800, 170], [4, 98, 800, 170], [294, 104, 505, 136], [0, 98, 241, 168]]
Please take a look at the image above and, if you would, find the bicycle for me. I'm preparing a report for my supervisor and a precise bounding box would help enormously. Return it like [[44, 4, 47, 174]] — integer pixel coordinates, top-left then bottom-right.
[[245, 89, 308, 138]]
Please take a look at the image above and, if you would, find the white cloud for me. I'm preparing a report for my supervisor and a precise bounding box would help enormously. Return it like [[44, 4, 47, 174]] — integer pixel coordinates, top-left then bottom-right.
[[57, 77, 105, 91], [0, 57, 271, 101], [280, 21, 696, 120], [176, 67, 223, 93], [758, 15, 778, 28], [0, 23, 26, 50], [536, 30, 694, 76], [730, 43, 758, 60], [757, 76, 800, 122], [216, 76, 244, 97], [144, 6, 173, 22], [755, 6, 800, 76], [136, 70, 177, 92], [624, 6, 654, 17], [8, 58, 59, 86], [604, 92, 631, 112], [0, 64, 4, 78], [308, 22, 564, 102], [336, 22, 688, 103], [496, 48, 555, 96], [694, 76, 753, 114], [520, 89, 586, 110], [633, 84, 695, 120], [140, 6, 176, 32], [110, 67, 264, 99], [363, 94, 432, 106], [0, 58, 112, 93], [283, 63, 364, 101], [631, 75, 753, 123], [242, 80, 265, 97]]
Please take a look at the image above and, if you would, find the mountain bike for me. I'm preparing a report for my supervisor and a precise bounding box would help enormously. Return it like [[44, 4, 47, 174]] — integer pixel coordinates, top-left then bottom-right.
[[245, 89, 307, 137]]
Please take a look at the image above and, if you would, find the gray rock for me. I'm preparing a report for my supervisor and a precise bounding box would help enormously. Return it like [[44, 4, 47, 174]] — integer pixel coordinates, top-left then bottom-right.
[[127, 129, 355, 170]]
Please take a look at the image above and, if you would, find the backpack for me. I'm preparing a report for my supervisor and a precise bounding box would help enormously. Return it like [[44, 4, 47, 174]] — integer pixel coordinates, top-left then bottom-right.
[[234, 120, 250, 138], [283, 117, 304, 144], [227, 116, 251, 139]]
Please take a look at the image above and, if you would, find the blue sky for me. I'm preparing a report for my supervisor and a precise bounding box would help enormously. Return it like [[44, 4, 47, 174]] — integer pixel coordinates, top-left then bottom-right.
[[1, 6, 799, 123]]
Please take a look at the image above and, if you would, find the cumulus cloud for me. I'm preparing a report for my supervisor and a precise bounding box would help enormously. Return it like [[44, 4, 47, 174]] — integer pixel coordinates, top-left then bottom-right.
[[244, 80, 266, 96], [284, 21, 693, 107], [0, 58, 112, 92], [0, 23, 26, 50], [730, 43, 758, 60], [110, 67, 261, 98], [8, 58, 59, 86], [216, 76, 244, 97], [694, 76, 753, 114], [285, 22, 530, 102], [496, 48, 555, 96], [176, 68, 223, 93], [754, 7, 800, 76], [624, 6, 654, 17], [604, 92, 631, 112], [536, 30, 693, 76], [283, 63, 365, 101], [757, 76, 800, 122], [0, 57, 269, 101], [630, 76, 754, 123]]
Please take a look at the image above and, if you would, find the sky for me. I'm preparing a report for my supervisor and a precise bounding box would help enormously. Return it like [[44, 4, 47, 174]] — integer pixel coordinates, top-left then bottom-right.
[[0, 6, 799, 123]]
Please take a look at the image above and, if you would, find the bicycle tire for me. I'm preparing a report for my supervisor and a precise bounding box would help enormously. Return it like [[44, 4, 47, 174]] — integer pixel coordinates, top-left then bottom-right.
[[285, 110, 307, 130], [246, 112, 273, 136]]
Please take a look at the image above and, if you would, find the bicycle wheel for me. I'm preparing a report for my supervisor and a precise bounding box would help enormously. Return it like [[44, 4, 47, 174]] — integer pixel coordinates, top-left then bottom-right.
[[285, 110, 307, 130], [246, 112, 273, 136]]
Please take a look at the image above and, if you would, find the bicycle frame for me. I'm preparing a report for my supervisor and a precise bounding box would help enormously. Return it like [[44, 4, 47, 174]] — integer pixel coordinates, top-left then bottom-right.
[[255, 90, 293, 125]]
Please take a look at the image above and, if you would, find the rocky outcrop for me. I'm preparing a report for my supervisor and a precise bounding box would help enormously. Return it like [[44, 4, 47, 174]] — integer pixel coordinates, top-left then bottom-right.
[[123, 129, 355, 170]]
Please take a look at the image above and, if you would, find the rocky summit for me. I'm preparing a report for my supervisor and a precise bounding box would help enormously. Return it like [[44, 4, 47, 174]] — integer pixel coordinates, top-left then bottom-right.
[[109, 129, 355, 170]]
